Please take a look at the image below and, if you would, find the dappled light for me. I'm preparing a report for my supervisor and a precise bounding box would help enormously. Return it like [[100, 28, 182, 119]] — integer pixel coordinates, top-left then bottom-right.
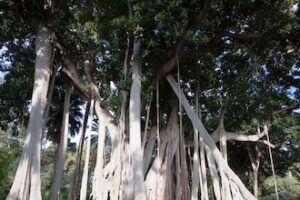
[[1, 0, 300, 200]]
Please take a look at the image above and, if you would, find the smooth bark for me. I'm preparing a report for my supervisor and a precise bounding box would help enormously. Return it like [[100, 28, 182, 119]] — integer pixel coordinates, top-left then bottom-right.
[[199, 137, 209, 200], [80, 100, 94, 200], [92, 102, 107, 200], [166, 75, 256, 200], [205, 145, 221, 200], [247, 135, 261, 199], [191, 89, 201, 200], [144, 110, 179, 200], [7, 24, 52, 200], [50, 88, 71, 200], [129, 37, 146, 200]]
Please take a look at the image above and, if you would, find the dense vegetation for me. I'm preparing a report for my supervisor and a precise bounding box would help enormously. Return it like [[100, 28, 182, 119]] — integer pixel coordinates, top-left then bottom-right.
[[0, 0, 299, 199]]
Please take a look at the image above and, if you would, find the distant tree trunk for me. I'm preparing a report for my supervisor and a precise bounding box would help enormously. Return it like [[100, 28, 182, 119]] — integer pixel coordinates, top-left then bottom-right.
[[247, 144, 261, 198], [80, 100, 94, 200], [129, 36, 146, 199], [50, 87, 71, 200], [218, 110, 228, 163], [7, 24, 52, 200], [253, 166, 259, 198], [43, 65, 58, 139], [69, 102, 91, 200]]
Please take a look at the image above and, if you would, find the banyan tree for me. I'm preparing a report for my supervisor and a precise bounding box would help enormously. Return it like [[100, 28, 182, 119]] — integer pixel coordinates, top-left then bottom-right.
[[1, 0, 299, 199]]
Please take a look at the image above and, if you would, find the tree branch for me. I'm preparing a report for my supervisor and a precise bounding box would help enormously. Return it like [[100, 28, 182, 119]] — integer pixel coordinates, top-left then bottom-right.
[[55, 41, 91, 99], [227, 32, 261, 41], [258, 140, 276, 148], [61, 68, 90, 100], [153, 0, 212, 83], [225, 130, 266, 142], [55, 40, 119, 141], [274, 102, 300, 115]]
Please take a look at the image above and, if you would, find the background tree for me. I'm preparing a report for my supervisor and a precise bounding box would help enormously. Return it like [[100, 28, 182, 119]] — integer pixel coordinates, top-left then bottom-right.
[[0, 0, 299, 199]]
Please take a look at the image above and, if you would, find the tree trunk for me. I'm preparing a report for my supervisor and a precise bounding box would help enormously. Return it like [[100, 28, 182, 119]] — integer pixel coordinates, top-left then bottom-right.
[[199, 136, 209, 200], [179, 130, 191, 200], [42, 65, 58, 142], [205, 145, 221, 200], [112, 36, 130, 200], [69, 102, 91, 200], [195, 85, 209, 200], [50, 87, 71, 200], [129, 36, 146, 199], [219, 111, 228, 163], [144, 110, 179, 200], [7, 24, 52, 200], [166, 75, 256, 200], [191, 88, 202, 200], [143, 127, 156, 175], [191, 128, 201, 200], [253, 170, 258, 198], [92, 101, 107, 200], [247, 144, 261, 199], [80, 100, 94, 200]]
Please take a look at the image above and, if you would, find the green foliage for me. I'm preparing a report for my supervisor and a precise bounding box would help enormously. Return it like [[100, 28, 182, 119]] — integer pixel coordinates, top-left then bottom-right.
[[261, 174, 300, 200], [0, 0, 299, 198], [0, 40, 35, 130], [0, 146, 13, 199], [271, 115, 300, 143], [0, 129, 23, 198]]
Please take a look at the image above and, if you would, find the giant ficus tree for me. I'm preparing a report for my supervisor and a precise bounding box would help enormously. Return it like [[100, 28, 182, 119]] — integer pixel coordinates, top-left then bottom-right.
[[0, 0, 300, 200]]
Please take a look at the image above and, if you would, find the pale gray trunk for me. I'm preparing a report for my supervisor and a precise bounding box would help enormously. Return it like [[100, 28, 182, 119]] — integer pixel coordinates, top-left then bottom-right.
[[220, 166, 232, 200], [113, 36, 130, 200], [50, 88, 71, 200], [205, 145, 221, 200], [7, 24, 52, 200], [253, 170, 258, 198], [166, 75, 256, 200], [121, 141, 133, 200], [179, 131, 191, 200], [92, 102, 107, 200], [196, 85, 209, 200], [220, 131, 228, 162], [129, 37, 145, 200], [247, 144, 260, 199], [144, 110, 179, 200], [219, 111, 228, 163], [199, 136, 209, 200], [191, 88, 202, 200], [191, 127, 201, 200], [80, 100, 94, 200], [155, 124, 178, 199], [175, 149, 181, 200]]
